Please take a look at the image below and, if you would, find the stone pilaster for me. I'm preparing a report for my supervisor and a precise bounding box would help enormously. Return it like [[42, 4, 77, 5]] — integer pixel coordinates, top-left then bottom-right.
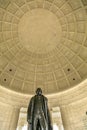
[[9, 108, 20, 130]]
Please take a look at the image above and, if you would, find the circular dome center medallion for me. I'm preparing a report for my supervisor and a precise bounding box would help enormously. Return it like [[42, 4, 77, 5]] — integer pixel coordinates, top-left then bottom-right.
[[18, 9, 62, 53]]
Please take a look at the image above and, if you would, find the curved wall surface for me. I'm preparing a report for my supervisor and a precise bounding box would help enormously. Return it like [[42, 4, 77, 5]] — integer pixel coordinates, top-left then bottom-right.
[[0, 79, 87, 130]]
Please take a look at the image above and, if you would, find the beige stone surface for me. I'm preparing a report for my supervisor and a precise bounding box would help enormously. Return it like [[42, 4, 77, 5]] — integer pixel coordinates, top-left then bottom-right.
[[0, 0, 87, 130], [18, 9, 62, 53], [0, 102, 20, 130], [0, 79, 87, 130], [0, 0, 87, 94]]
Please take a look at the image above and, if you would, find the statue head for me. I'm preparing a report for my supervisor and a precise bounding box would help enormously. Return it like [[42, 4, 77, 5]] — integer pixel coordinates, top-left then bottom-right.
[[36, 88, 42, 95]]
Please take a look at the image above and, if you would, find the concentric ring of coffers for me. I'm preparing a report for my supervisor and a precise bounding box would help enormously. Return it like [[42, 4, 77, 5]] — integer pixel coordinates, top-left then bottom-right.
[[0, 0, 87, 94]]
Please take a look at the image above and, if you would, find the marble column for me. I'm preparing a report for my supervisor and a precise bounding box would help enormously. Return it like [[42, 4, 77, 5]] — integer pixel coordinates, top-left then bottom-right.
[[9, 108, 20, 130], [60, 106, 67, 130], [17, 126, 23, 130], [58, 125, 63, 130], [0, 102, 20, 130], [60, 105, 84, 130]]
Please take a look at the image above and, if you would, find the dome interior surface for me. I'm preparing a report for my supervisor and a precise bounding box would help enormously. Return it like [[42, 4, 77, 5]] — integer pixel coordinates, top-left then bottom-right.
[[0, 0, 87, 94]]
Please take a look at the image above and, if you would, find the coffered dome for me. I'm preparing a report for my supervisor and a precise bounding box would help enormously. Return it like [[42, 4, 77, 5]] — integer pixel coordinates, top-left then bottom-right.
[[0, 0, 87, 94]]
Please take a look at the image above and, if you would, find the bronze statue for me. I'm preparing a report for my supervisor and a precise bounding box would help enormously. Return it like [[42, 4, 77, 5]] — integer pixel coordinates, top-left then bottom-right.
[[27, 88, 52, 130]]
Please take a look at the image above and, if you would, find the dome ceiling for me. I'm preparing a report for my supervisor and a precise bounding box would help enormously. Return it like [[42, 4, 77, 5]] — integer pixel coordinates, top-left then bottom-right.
[[0, 0, 87, 94]]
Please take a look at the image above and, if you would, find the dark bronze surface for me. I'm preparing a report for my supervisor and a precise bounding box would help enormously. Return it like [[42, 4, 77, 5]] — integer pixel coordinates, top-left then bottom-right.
[[27, 88, 52, 130]]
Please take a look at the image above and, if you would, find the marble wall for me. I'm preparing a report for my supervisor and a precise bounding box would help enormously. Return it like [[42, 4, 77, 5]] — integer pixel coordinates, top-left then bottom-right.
[[0, 80, 87, 130], [61, 99, 87, 130], [0, 102, 20, 130]]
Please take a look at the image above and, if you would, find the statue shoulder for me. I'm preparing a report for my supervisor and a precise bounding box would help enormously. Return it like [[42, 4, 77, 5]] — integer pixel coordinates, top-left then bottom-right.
[[30, 96, 35, 102], [42, 95, 48, 101]]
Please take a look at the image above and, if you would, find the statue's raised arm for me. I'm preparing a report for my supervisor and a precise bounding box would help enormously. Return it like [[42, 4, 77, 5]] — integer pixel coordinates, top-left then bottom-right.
[[27, 88, 52, 130]]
